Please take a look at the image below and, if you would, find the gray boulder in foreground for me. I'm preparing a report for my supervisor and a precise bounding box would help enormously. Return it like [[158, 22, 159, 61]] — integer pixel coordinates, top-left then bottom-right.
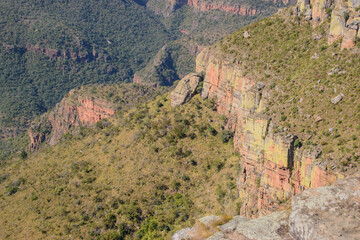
[[173, 174, 360, 240], [207, 212, 290, 240], [289, 174, 360, 240]]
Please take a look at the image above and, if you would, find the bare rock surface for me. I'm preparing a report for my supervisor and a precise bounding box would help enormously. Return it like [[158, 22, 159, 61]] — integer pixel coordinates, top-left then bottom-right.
[[172, 227, 192, 240], [289, 174, 360, 240], [207, 212, 290, 240], [170, 73, 202, 107], [331, 93, 344, 104]]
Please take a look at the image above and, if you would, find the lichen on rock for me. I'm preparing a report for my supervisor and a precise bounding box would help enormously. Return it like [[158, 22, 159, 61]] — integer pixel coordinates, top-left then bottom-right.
[[170, 73, 202, 107]]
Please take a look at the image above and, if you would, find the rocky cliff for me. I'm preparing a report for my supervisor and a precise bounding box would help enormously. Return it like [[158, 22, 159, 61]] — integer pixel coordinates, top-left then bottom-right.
[[195, 47, 343, 216], [28, 83, 161, 150], [174, 174, 360, 239], [25, 45, 96, 62], [146, 0, 295, 16], [29, 92, 115, 150], [186, 0, 260, 15], [295, 0, 360, 49]]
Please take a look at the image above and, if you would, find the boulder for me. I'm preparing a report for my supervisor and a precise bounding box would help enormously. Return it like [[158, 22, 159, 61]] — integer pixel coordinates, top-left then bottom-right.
[[170, 73, 202, 107], [331, 93, 344, 104], [243, 31, 251, 38], [172, 227, 192, 240], [304, 7, 312, 20], [207, 212, 290, 240], [289, 174, 360, 240], [313, 115, 322, 122]]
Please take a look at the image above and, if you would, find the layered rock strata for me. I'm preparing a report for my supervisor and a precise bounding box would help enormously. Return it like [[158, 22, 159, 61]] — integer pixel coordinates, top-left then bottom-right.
[[289, 174, 360, 240], [295, 0, 360, 49], [170, 73, 202, 107], [29, 92, 115, 150], [195, 48, 338, 216], [173, 175, 360, 239], [187, 0, 260, 15]]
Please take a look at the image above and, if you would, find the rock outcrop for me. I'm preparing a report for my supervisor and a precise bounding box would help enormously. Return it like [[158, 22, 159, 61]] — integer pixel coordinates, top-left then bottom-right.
[[25, 45, 98, 62], [29, 92, 115, 150], [29, 83, 160, 150], [289, 174, 360, 240], [208, 211, 290, 240], [173, 174, 360, 239], [195, 48, 338, 217], [186, 0, 260, 15], [145, 0, 267, 16], [170, 73, 202, 107], [145, 0, 296, 17], [295, 0, 360, 49]]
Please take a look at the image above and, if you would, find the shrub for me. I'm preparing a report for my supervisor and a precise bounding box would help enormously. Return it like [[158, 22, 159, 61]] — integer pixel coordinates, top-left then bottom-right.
[[137, 218, 159, 239], [20, 150, 28, 159], [196, 81, 204, 93], [189, 132, 197, 139], [182, 175, 190, 181], [207, 125, 218, 136], [344, 12, 350, 22], [104, 213, 117, 229], [294, 138, 302, 148], [156, 101, 163, 108], [325, 8, 332, 15], [31, 193, 38, 201], [118, 222, 130, 239], [220, 130, 233, 143], [97, 231, 122, 240], [6, 186, 18, 196], [190, 159, 197, 166]]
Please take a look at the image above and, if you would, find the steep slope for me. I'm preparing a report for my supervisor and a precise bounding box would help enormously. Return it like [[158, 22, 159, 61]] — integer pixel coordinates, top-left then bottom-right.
[[179, 174, 360, 239], [28, 83, 163, 150], [133, 0, 297, 86], [0, 93, 241, 239], [0, 0, 296, 133], [191, 2, 359, 216]]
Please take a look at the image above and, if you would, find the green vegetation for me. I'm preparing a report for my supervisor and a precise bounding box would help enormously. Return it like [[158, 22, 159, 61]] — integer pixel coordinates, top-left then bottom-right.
[[0, 133, 29, 162], [0, 0, 170, 130], [215, 10, 360, 168], [0, 93, 241, 239], [0, 0, 288, 133]]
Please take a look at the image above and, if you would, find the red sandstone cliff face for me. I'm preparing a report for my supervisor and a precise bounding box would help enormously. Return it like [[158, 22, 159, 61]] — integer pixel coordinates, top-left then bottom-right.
[[29, 92, 115, 150], [24, 44, 106, 62], [196, 48, 338, 217], [146, 0, 265, 16], [187, 0, 260, 15]]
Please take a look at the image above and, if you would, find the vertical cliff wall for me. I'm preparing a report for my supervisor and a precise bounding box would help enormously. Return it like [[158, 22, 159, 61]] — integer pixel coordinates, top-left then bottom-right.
[[196, 48, 338, 217], [295, 0, 360, 49], [29, 92, 115, 150]]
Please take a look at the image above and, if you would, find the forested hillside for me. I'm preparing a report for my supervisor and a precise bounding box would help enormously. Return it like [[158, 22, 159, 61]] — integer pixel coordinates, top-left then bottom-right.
[[0, 0, 293, 132], [0, 0, 169, 129]]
